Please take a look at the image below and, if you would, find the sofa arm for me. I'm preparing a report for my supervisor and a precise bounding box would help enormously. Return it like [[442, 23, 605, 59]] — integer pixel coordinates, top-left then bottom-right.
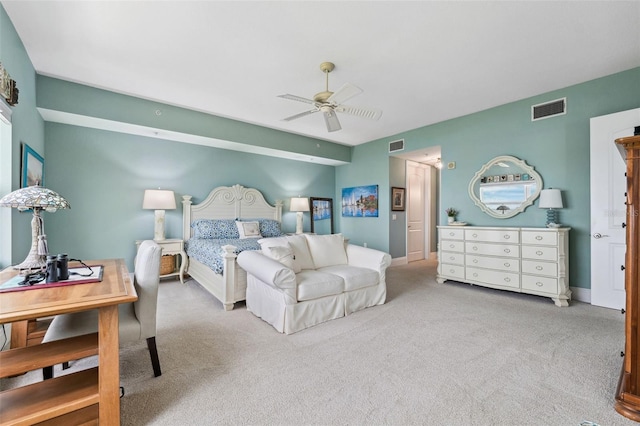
[[346, 244, 392, 272], [237, 251, 297, 299]]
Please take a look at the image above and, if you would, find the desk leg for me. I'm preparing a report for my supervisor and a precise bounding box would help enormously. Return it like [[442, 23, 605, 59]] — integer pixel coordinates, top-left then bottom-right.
[[99, 305, 120, 425]]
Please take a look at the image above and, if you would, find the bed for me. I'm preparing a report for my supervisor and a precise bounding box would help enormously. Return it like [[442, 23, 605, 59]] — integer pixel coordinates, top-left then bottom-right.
[[182, 184, 283, 310]]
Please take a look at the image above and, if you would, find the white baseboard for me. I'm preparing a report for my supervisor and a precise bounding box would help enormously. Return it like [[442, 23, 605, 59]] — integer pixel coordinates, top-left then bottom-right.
[[391, 257, 408, 267], [570, 286, 591, 304]]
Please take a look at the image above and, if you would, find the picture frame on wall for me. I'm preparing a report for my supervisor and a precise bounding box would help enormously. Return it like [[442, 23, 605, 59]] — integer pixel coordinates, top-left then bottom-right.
[[310, 197, 334, 234], [21, 143, 44, 187], [341, 185, 379, 217], [391, 187, 405, 211]]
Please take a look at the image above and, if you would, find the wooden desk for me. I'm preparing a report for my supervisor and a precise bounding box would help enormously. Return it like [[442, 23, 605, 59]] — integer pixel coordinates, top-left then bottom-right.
[[0, 258, 137, 425]]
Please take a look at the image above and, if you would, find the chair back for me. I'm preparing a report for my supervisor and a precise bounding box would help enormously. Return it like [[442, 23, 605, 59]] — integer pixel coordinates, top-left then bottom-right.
[[134, 240, 162, 338]]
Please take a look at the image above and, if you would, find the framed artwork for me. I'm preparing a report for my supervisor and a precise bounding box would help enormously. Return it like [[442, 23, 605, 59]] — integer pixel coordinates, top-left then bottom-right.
[[21, 143, 44, 187], [341, 185, 378, 217], [391, 187, 405, 211], [310, 197, 334, 234]]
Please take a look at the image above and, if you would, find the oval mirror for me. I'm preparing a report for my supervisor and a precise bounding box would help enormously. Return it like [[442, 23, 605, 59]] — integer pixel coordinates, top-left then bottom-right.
[[468, 155, 543, 219]]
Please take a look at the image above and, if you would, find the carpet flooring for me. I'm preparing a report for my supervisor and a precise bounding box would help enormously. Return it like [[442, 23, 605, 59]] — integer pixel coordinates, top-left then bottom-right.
[[2, 259, 636, 425]]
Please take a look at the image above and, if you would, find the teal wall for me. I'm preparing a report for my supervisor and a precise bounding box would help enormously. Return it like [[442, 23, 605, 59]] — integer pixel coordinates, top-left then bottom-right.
[[340, 67, 639, 289], [388, 156, 406, 258], [0, 6, 44, 268], [43, 123, 335, 271]]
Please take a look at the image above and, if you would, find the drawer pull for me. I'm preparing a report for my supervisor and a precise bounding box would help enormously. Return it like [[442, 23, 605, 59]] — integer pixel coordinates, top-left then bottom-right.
[[504, 277, 511, 282], [503, 235, 510, 239], [472, 233, 478, 238], [473, 259, 478, 263], [449, 256, 455, 261], [449, 269, 456, 274], [504, 262, 510, 267], [473, 273, 478, 277], [536, 282, 544, 287], [504, 249, 510, 253], [535, 236, 543, 240], [536, 266, 543, 271], [449, 232, 455, 236], [449, 244, 455, 249], [472, 246, 478, 251], [536, 250, 543, 256]]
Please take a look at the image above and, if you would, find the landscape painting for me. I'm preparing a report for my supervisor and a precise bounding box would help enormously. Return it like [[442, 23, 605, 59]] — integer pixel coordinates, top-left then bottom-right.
[[341, 185, 378, 217]]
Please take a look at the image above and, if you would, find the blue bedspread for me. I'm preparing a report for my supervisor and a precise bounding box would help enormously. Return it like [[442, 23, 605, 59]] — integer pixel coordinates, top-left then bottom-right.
[[185, 238, 262, 274]]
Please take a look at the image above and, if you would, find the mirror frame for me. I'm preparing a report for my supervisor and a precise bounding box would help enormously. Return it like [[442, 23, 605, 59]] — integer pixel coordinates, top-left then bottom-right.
[[468, 155, 543, 219], [310, 197, 334, 234]]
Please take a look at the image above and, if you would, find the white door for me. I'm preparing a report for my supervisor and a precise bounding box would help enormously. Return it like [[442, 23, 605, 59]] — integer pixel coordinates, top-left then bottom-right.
[[590, 108, 640, 309], [407, 161, 425, 262]]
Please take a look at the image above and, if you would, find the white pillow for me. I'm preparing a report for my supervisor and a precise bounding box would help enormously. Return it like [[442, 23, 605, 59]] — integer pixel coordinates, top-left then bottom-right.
[[265, 243, 299, 272], [259, 235, 315, 270], [236, 221, 263, 239], [304, 233, 348, 269]]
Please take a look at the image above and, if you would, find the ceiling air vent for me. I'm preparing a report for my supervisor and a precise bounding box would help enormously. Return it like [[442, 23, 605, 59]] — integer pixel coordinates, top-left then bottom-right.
[[532, 98, 566, 121], [389, 139, 405, 153]]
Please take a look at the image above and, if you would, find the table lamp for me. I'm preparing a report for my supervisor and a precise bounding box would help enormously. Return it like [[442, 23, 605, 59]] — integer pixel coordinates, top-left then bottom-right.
[[290, 197, 310, 234], [0, 185, 70, 271], [143, 189, 176, 241], [539, 188, 563, 226]]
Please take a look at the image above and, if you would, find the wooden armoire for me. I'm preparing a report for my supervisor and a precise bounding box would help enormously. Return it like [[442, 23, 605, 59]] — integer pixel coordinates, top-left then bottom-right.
[[615, 134, 640, 421]]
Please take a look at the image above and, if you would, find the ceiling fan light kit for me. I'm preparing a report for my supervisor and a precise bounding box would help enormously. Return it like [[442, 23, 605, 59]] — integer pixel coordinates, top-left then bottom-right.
[[278, 62, 382, 132]]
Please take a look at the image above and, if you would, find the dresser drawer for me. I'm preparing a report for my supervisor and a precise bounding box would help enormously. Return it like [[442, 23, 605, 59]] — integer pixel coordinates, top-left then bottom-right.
[[160, 241, 183, 253], [465, 242, 519, 258], [522, 274, 558, 295], [440, 228, 464, 240], [441, 252, 464, 265], [466, 267, 520, 289], [521, 260, 558, 277], [521, 231, 558, 246], [441, 240, 464, 253], [466, 254, 519, 272], [521, 245, 557, 261], [440, 264, 465, 280], [465, 229, 519, 243]]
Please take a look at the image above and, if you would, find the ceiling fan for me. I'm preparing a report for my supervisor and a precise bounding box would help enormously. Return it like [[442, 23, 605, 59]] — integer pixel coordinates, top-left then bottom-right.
[[278, 62, 382, 132]]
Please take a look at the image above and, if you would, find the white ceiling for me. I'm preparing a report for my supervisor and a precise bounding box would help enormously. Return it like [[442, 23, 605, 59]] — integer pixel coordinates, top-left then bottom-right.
[[3, 1, 640, 152]]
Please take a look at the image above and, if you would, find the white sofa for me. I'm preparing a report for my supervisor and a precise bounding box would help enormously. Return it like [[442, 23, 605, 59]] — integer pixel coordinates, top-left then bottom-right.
[[237, 233, 392, 334]]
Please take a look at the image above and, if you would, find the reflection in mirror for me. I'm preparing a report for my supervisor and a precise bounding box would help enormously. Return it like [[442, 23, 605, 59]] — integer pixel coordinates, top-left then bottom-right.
[[310, 197, 334, 234], [468, 155, 543, 219]]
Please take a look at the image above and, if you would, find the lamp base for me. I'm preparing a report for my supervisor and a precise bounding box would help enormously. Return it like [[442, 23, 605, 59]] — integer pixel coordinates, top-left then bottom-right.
[[296, 211, 304, 234], [154, 209, 166, 241], [13, 211, 47, 272], [546, 209, 559, 226]]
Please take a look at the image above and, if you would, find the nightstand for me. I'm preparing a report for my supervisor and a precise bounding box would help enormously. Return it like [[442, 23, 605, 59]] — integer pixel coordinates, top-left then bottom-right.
[[135, 239, 187, 284]]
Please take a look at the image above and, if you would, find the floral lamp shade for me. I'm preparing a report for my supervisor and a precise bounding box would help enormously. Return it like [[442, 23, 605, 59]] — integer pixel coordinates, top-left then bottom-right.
[[0, 185, 70, 271]]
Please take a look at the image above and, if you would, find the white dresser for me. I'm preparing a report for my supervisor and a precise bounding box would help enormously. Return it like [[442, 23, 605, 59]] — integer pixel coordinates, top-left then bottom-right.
[[436, 226, 571, 306]]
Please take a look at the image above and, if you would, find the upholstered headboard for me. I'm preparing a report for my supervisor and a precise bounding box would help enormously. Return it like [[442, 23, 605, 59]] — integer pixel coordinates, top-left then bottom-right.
[[182, 184, 283, 240]]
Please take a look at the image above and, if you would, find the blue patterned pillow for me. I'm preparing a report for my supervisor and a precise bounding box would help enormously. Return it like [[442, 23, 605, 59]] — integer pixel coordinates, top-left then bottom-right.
[[259, 219, 283, 238], [191, 219, 240, 239]]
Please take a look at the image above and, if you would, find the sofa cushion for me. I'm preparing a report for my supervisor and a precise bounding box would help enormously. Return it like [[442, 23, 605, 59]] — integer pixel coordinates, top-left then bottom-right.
[[304, 234, 348, 269], [296, 270, 344, 301], [265, 243, 300, 273], [317, 265, 379, 292], [259, 235, 315, 270]]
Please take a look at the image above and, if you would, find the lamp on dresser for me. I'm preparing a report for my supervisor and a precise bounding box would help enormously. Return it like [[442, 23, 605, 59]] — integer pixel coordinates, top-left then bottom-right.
[[539, 188, 563, 226], [290, 196, 310, 234], [0, 185, 70, 271], [143, 189, 176, 241]]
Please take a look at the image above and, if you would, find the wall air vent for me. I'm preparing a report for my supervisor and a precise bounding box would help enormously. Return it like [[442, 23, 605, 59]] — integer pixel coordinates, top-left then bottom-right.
[[532, 97, 566, 121], [389, 139, 405, 153]]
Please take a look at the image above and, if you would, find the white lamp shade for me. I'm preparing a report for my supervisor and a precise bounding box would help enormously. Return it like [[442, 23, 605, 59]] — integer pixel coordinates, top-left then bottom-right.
[[143, 189, 176, 210], [290, 197, 310, 212], [539, 189, 563, 209]]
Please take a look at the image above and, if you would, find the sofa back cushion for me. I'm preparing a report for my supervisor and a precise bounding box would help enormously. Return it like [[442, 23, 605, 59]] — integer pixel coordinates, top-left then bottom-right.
[[304, 234, 348, 269], [258, 234, 315, 271]]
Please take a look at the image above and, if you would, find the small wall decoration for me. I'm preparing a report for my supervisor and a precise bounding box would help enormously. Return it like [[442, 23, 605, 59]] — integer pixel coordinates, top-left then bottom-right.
[[342, 185, 378, 217], [21, 143, 44, 187], [310, 197, 334, 234], [0, 62, 19, 106], [391, 187, 405, 211]]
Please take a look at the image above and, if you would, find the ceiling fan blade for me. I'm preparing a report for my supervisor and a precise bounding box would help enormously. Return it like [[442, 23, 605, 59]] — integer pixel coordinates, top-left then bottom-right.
[[327, 83, 363, 105], [323, 108, 342, 132], [277, 94, 315, 104], [335, 104, 383, 121], [282, 108, 319, 122]]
